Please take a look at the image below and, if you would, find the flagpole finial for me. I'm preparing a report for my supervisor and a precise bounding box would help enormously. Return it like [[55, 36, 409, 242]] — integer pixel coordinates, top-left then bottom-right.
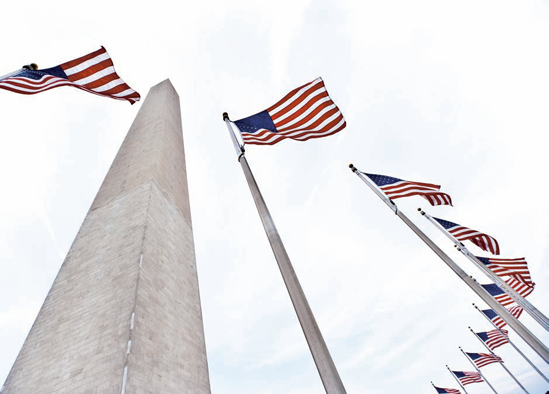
[[223, 112, 230, 121], [349, 163, 357, 173], [22, 63, 38, 70]]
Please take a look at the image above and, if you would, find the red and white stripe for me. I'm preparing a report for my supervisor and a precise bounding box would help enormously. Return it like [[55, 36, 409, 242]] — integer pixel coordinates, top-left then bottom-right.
[[0, 47, 139, 104], [457, 371, 483, 385], [485, 329, 509, 350], [438, 388, 461, 394], [380, 180, 452, 206], [491, 278, 534, 307], [60, 47, 139, 103], [449, 226, 500, 255], [240, 77, 346, 145], [486, 257, 533, 286], [493, 305, 524, 329], [0, 74, 72, 94], [471, 353, 503, 368]]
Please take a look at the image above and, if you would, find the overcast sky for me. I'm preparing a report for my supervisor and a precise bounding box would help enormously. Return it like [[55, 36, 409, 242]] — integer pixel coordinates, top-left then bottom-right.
[[1, 1, 548, 393]]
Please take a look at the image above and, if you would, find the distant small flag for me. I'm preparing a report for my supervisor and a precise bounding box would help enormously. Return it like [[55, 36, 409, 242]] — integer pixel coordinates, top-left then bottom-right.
[[234, 77, 346, 145], [476, 329, 510, 351], [482, 306, 524, 329], [466, 352, 503, 368], [362, 173, 453, 206], [433, 386, 461, 394], [476, 256, 533, 286], [481, 280, 534, 307], [0, 47, 140, 104], [433, 217, 500, 255], [452, 371, 484, 385]]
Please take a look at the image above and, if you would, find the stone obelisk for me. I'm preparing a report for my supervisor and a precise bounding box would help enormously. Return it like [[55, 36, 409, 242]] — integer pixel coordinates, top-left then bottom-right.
[[1, 80, 211, 393]]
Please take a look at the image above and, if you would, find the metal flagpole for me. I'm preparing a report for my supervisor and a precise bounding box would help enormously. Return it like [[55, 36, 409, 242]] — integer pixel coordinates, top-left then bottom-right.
[[0, 64, 38, 82], [467, 327, 531, 393], [446, 366, 470, 394], [349, 164, 549, 363], [223, 113, 346, 394], [459, 347, 498, 394], [473, 303, 549, 380], [419, 209, 549, 331]]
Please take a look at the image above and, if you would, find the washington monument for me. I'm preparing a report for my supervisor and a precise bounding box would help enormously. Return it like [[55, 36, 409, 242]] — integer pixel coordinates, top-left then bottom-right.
[[1, 80, 211, 393]]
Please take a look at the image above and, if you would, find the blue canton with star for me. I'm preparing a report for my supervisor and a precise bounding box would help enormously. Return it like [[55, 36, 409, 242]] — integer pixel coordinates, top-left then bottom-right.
[[482, 309, 498, 320], [433, 217, 459, 230], [476, 331, 489, 342], [14, 66, 68, 80], [234, 110, 277, 134], [481, 283, 505, 296], [363, 173, 401, 187]]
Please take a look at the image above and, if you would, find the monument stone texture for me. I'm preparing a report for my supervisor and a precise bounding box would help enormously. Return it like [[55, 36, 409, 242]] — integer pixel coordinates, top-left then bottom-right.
[[1, 80, 211, 393]]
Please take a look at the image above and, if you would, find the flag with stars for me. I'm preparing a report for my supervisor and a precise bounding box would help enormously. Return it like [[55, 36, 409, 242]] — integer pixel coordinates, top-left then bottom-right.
[[433, 217, 500, 255], [481, 279, 534, 307], [476, 329, 510, 351], [433, 386, 461, 394], [0, 47, 140, 104], [452, 371, 483, 386], [233, 77, 346, 145], [466, 352, 503, 368], [362, 173, 453, 206], [476, 256, 533, 287], [482, 306, 524, 329]]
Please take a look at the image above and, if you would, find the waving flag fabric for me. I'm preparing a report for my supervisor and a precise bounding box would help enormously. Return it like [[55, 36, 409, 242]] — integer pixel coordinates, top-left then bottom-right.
[[466, 352, 503, 368], [234, 77, 346, 145], [362, 173, 453, 206], [433, 217, 500, 255], [482, 280, 534, 307], [477, 329, 510, 350], [434, 386, 460, 394], [482, 306, 524, 329], [0, 47, 140, 104], [476, 256, 533, 286], [452, 371, 483, 385]]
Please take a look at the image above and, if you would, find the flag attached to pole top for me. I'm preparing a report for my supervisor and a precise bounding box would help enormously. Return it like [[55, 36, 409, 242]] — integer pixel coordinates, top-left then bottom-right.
[[433, 217, 500, 255], [466, 352, 503, 368], [452, 371, 484, 385], [0, 47, 140, 104], [481, 280, 534, 307], [361, 172, 453, 206], [476, 256, 533, 286], [433, 386, 461, 394], [477, 329, 510, 350], [233, 77, 346, 145], [482, 306, 524, 329]]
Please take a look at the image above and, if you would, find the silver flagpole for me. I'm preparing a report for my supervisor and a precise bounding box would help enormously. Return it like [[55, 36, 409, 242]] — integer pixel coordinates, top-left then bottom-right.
[[349, 164, 549, 363], [223, 113, 346, 394], [459, 347, 498, 394], [473, 303, 549, 380], [446, 365, 470, 394], [0, 64, 38, 82], [467, 327, 530, 393], [419, 209, 549, 331]]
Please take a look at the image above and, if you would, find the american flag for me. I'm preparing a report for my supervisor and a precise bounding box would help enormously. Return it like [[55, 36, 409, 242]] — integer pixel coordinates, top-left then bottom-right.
[[476, 329, 510, 351], [452, 371, 484, 385], [476, 256, 533, 286], [233, 77, 345, 145], [481, 279, 534, 307], [0, 47, 140, 104], [433, 217, 500, 255], [482, 306, 524, 329], [362, 173, 453, 206], [433, 386, 461, 394], [466, 352, 503, 368]]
